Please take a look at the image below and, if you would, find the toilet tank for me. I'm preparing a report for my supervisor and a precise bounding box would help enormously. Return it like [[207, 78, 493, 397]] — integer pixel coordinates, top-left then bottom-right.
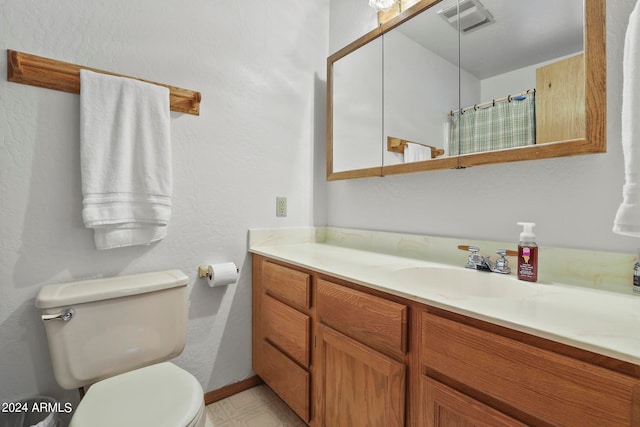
[[35, 270, 189, 390]]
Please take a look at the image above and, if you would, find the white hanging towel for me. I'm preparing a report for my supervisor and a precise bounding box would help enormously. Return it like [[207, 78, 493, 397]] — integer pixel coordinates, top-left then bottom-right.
[[80, 69, 172, 249], [614, 1, 640, 236]]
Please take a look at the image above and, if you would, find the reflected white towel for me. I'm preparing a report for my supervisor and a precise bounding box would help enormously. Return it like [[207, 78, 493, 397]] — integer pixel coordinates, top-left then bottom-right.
[[404, 143, 432, 163], [614, 1, 640, 236], [80, 70, 172, 249], [443, 121, 450, 157]]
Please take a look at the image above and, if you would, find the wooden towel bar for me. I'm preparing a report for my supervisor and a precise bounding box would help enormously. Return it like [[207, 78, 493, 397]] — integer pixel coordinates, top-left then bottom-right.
[[7, 49, 201, 115], [387, 136, 445, 159]]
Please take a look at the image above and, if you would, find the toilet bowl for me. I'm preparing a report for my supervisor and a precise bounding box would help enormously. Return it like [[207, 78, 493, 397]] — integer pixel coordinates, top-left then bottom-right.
[[36, 270, 204, 427], [70, 363, 205, 427]]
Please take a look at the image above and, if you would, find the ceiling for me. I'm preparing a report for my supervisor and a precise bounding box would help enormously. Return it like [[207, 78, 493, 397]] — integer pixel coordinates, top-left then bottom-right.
[[396, 0, 584, 79]]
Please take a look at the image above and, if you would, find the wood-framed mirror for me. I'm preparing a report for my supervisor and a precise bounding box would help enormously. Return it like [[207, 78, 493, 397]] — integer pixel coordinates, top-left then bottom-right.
[[327, 0, 605, 181]]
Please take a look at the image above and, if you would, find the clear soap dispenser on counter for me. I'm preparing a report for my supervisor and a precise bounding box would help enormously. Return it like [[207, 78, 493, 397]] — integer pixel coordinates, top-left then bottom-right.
[[517, 222, 538, 282]]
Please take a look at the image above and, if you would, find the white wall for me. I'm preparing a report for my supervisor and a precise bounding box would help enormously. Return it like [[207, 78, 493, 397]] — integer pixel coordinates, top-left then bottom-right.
[[479, 52, 582, 101], [328, 0, 639, 254], [0, 0, 328, 411]]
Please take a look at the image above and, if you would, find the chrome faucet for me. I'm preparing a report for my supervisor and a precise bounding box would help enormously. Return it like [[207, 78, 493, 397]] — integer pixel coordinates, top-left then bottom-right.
[[463, 246, 487, 270], [459, 246, 512, 274]]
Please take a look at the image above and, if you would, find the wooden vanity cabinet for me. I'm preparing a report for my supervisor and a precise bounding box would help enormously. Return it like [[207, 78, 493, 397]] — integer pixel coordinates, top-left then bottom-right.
[[418, 309, 640, 426], [252, 257, 313, 422], [252, 255, 640, 426], [315, 279, 408, 427], [252, 256, 409, 426]]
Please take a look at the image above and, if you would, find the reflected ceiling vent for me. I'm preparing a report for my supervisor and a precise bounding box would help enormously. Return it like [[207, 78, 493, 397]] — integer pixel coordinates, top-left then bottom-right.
[[438, 0, 495, 34]]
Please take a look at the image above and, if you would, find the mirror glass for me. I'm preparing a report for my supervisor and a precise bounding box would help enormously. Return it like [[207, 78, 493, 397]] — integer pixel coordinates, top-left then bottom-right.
[[383, 0, 584, 165], [382, 7, 459, 166], [328, 0, 603, 180], [332, 37, 383, 173], [456, 0, 584, 156]]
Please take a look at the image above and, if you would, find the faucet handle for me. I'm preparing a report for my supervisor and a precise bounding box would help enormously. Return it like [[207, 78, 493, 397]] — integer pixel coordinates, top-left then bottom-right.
[[457, 245, 480, 257], [494, 249, 512, 274], [462, 245, 481, 258], [458, 245, 481, 269]]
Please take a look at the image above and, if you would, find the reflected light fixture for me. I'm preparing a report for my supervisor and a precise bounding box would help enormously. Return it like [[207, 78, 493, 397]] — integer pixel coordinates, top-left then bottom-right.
[[369, 0, 396, 12], [438, 0, 495, 34]]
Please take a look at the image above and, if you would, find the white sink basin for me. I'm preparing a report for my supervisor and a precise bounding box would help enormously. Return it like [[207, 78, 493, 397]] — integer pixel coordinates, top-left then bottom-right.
[[393, 266, 537, 299]]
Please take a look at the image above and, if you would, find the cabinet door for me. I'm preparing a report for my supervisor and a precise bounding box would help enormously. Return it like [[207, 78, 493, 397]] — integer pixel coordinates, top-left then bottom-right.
[[421, 377, 525, 427], [316, 324, 405, 427]]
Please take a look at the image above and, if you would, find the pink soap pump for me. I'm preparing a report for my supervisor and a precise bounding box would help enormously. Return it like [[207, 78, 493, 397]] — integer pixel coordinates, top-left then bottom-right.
[[517, 222, 538, 282]]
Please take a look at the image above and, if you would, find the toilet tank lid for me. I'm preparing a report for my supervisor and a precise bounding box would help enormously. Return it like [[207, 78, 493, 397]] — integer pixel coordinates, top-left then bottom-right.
[[36, 270, 189, 309]]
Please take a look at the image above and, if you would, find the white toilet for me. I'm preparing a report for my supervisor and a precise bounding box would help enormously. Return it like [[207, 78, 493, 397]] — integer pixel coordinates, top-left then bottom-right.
[[35, 270, 206, 427]]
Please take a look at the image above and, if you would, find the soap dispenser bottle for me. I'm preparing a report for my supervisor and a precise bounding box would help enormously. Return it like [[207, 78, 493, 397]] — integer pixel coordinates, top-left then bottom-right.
[[634, 249, 640, 293], [517, 222, 538, 282]]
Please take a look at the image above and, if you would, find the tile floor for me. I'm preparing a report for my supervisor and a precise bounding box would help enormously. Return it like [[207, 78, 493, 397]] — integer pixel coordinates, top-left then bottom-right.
[[204, 384, 307, 427]]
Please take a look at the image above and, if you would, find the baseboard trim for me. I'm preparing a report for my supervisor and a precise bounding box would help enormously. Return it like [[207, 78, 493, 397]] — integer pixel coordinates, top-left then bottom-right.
[[204, 375, 264, 405]]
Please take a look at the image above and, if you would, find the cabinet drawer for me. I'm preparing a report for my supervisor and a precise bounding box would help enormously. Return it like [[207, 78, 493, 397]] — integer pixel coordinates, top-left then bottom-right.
[[260, 340, 310, 422], [263, 294, 310, 367], [263, 261, 311, 310], [317, 279, 407, 358], [421, 312, 640, 426], [422, 377, 525, 427]]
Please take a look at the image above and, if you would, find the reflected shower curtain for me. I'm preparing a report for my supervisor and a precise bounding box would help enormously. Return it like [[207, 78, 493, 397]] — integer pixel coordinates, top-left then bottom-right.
[[448, 94, 535, 155]]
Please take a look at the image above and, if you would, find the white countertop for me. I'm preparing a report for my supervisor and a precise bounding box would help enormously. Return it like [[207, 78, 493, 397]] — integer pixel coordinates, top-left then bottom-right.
[[250, 242, 640, 366]]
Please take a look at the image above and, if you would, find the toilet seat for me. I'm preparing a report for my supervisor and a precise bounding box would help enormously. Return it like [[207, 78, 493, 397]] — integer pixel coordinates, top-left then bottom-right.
[[70, 362, 205, 427]]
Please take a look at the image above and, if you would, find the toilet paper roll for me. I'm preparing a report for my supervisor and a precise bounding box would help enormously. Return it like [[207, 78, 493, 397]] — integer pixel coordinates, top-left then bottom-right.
[[205, 262, 238, 287]]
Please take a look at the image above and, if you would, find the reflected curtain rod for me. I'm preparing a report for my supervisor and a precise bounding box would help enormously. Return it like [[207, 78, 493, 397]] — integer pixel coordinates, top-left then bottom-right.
[[449, 89, 535, 117]]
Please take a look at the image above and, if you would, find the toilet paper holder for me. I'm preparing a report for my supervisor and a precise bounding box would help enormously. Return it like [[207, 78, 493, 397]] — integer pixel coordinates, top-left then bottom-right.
[[198, 264, 239, 279]]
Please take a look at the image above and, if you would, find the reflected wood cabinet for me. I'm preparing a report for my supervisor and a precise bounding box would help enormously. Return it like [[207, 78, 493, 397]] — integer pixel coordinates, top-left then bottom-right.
[[536, 54, 585, 144], [252, 255, 640, 426]]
